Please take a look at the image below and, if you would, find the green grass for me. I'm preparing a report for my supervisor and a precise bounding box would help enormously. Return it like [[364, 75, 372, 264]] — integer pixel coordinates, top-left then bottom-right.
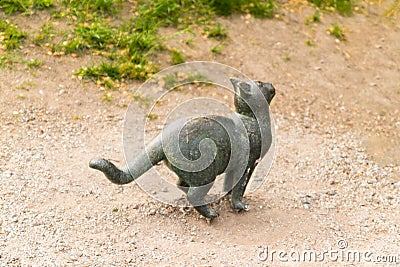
[[305, 10, 321, 24], [132, 93, 152, 107], [305, 40, 315, 47], [53, 0, 210, 86], [211, 43, 224, 55], [0, 0, 30, 14], [58, 0, 242, 86], [383, 0, 400, 18], [245, 0, 276, 18], [55, 21, 117, 53], [136, 0, 184, 27], [206, 23, 228, 39], [0, 0, 277, 88], [33, 22, 55, 45], [210, 0, 276, 18], [76, 58, 157, 87], [1, 0, 368, 94], [171, 49, 185, 65], [0, 20, 27, 50], [0, 0, 54, 14], [146, 113, 158, 120], [328, 23, 346, 41], [55, 18, 161, 85], [163, 72, 179, 89], [102, 91, 113, 102], [33, 0, 54, 10], [17, 81, 35, 90], [61, 0, 122, 18], [307, 0, 352, 16], [0, 54, 18, 68], [25, 58, 42, 68]]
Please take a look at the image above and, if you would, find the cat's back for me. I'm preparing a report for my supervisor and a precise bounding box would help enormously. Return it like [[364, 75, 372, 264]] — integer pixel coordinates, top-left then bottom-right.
[[159, 115, 233, 172], [177, 115, 233, 158]]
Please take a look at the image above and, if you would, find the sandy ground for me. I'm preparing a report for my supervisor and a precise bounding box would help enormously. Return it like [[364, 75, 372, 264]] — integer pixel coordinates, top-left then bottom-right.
[[1, 4, 400, 266]]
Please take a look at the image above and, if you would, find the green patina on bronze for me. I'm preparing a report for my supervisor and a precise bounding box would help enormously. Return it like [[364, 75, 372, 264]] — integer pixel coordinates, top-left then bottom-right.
[[89, 78, 275, 219]]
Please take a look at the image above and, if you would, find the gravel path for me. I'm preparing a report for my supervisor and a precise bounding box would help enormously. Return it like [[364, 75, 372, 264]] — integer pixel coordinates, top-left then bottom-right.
[[1, 6, 400, 266]]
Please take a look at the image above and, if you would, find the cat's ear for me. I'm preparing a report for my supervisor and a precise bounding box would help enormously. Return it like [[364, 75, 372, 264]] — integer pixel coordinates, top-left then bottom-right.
[[230, 77, 241, 95], [230, 77, 252, 96], [230, 77, 241, 88]]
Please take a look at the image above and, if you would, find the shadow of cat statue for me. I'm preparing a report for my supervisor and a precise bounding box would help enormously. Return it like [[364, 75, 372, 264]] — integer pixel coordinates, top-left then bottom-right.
[[89, 78, 275, 219]]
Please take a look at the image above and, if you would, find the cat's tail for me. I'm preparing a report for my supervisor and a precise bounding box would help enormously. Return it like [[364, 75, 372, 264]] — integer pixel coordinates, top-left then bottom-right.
[[89, 136, 165, 185]]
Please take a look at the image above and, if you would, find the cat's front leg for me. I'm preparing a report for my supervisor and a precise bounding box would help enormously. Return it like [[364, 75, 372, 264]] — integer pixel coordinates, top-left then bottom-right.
[[230, 170, 250, 212], [223, 169, 235, 195], [242, 160, 259, 194], [230, 159, 260, 211]]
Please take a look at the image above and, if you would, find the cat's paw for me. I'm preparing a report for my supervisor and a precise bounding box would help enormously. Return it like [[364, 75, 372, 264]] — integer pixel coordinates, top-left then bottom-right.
[[195, 205, 219, 219], [205, 210, 219, 224], [231, 200, 250, 212], [206, 208, 219, 218]]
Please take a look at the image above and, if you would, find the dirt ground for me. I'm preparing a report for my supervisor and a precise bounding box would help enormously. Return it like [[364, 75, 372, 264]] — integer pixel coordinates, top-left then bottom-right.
[[1, 3, 400, 266]]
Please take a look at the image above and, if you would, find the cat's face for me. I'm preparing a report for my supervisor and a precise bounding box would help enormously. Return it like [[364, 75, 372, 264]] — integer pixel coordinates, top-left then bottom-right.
[[231, 78, 275, 115], [253, 81, 275, 104]]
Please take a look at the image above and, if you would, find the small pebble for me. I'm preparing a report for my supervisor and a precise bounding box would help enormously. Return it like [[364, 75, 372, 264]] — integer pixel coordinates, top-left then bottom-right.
[[161, 187, 168, 193], [148, 209, 156, 215]]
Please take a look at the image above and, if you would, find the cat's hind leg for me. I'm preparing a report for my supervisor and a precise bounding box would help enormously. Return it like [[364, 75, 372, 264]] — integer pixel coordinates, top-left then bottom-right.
[[187, 182, 218, 219], [177, 178, 189, 194]]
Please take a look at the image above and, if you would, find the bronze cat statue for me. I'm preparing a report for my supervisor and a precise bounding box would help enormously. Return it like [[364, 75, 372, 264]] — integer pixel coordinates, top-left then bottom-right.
[[89, 78, 275, 219]]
